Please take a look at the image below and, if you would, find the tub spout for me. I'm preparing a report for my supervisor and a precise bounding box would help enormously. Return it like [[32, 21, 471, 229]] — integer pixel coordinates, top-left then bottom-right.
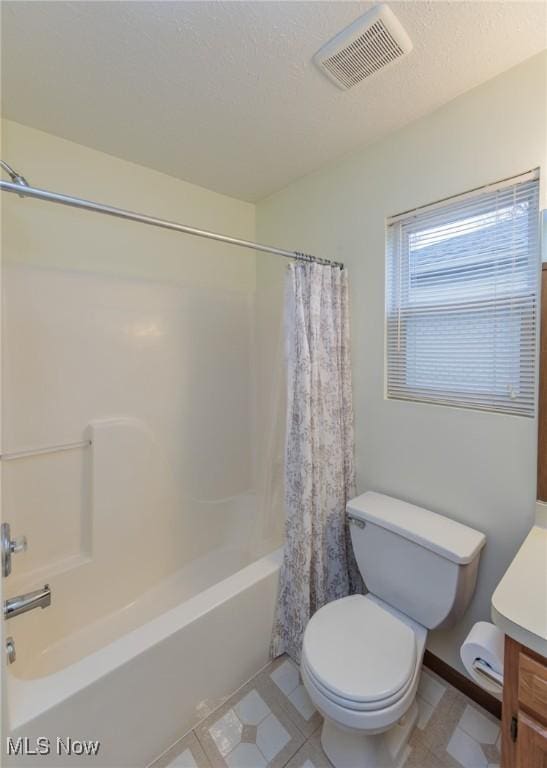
[[4, 584, 51, 619]]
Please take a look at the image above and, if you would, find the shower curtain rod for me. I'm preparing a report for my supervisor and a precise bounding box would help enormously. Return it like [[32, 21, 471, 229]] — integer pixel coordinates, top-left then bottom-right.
[[0, 161, 344, 269]]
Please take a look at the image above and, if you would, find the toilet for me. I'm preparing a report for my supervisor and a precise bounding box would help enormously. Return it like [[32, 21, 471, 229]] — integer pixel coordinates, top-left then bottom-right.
[[301, 492, 486, 768]]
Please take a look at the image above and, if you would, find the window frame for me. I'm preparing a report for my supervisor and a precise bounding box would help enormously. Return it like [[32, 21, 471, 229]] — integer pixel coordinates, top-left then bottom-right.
[[385, 171, 541, 416]]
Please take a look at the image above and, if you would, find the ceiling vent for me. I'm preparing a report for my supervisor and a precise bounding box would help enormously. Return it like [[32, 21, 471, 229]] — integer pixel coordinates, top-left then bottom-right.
[[314, 5, 413, 90]]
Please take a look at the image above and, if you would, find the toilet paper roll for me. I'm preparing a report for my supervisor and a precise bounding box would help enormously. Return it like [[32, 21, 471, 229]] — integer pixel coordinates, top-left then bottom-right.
[[460, 621, 504, 699]]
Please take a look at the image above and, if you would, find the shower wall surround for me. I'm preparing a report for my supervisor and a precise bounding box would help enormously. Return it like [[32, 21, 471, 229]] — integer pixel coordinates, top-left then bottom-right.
[[1, 119, 284, 664]]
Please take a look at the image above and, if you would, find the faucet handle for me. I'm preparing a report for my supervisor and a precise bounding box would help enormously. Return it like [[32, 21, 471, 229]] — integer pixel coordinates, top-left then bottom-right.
[[10, 535, 27, 554], [1, 523, 28, 577]]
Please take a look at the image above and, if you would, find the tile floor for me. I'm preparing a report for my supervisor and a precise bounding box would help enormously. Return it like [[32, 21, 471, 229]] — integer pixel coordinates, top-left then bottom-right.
[[150, 656, 501, 768]]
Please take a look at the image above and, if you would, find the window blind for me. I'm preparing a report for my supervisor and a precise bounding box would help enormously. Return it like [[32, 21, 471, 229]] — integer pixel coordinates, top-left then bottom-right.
[[386, 171, 540, 416]]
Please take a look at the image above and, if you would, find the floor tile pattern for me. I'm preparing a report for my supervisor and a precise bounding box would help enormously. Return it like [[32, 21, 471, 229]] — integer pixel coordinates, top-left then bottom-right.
[[195, 675, 304, 768], [149, 658, 501, 768]]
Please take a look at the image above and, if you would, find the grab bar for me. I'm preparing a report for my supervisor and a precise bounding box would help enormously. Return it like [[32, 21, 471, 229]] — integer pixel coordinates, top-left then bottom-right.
[[0, 440, 91, 462]]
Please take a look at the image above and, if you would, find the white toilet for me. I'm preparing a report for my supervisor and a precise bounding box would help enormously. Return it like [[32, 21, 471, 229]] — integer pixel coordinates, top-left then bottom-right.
[[301, 492, 486, 768]]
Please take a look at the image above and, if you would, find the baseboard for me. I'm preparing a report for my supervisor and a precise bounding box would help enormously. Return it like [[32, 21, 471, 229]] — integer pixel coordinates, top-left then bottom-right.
[[423, 650, 502, 720]]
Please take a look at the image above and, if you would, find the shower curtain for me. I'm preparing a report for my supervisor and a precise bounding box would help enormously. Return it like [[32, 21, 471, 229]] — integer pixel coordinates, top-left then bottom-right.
[[271, 262, 362, 662]]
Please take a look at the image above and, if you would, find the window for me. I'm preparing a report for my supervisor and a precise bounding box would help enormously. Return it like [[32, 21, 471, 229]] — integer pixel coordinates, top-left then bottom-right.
[[386, 171, 540, 416]]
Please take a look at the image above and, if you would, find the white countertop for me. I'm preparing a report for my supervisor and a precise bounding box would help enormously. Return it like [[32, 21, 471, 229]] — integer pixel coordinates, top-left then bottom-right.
[[491, 522, 547, 658]]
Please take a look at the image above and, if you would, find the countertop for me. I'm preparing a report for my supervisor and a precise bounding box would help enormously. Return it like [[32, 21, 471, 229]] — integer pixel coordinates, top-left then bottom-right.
[[491, 523, 547, 658]]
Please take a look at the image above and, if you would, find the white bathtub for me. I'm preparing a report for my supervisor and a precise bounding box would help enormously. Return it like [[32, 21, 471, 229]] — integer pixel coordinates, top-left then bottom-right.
[[7, 549, 282, 767]]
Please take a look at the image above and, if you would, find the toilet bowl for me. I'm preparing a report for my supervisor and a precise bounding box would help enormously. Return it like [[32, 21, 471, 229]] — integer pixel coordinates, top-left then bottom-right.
[[300, 492, 486, 768], [302, 594, 426, 768]]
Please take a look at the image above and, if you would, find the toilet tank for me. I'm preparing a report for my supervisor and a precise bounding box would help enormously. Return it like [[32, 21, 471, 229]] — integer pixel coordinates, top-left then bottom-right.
[[348, 492, 486, 630]]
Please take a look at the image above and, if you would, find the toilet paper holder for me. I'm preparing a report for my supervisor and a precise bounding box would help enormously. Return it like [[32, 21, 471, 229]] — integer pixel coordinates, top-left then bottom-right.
[[461, 621, 504, 699], [472, 658, 503, 688]]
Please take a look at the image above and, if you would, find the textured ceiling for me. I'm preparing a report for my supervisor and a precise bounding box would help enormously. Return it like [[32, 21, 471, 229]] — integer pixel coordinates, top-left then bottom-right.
[[1, 1, 546, 202]]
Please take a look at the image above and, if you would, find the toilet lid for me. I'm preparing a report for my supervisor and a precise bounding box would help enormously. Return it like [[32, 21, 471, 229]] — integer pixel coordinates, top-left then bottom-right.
[[302, 595, 417, 705]]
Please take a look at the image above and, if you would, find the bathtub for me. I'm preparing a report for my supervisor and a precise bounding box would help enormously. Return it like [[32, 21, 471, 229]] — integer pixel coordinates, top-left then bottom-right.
[[6, 548, 282, 767]]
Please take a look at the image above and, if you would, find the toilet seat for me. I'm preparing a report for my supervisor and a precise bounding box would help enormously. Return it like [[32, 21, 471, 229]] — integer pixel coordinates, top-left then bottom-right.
[[301, 656, 414, 712], [302, 595, 417, 712]]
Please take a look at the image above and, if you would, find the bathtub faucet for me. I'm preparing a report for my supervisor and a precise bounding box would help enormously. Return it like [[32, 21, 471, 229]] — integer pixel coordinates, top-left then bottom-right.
[[4, 584, 51, 620]]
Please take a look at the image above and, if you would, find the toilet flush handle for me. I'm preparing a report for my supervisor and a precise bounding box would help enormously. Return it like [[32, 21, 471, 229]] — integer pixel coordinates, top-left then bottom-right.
[[347, 513, 366, 530]]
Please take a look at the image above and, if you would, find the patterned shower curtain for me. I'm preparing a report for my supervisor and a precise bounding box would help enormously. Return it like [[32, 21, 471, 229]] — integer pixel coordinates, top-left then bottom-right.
[[270, 262, 362, 662]]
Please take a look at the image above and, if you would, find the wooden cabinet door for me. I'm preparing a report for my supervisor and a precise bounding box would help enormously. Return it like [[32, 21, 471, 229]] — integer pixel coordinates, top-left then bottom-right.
[[517, 713, 547, 768], [519, 653, 547, 724]]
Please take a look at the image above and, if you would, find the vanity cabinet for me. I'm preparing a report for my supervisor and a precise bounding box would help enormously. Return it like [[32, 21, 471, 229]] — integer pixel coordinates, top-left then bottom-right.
[[502, 636, 547, 767]]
